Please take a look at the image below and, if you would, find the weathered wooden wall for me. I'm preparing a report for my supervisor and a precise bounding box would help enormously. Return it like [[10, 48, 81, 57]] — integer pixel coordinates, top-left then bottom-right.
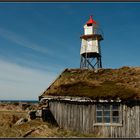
[[48, 101, 140, 138]]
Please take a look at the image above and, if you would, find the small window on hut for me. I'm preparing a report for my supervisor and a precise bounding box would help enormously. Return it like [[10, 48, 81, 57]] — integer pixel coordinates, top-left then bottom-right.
[[96, 104, 121, 124]]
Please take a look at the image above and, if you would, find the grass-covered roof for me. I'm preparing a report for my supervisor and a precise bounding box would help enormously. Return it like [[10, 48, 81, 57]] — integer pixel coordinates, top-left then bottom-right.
[[40, 67, 140, 100]]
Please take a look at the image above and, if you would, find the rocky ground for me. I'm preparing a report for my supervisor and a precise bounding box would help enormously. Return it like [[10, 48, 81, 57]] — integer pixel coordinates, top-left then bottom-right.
[[0, 102, 97, 138]]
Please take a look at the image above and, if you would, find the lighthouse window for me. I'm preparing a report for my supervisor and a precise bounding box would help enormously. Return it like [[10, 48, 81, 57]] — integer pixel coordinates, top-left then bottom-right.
[[96, 104, 121, 124]]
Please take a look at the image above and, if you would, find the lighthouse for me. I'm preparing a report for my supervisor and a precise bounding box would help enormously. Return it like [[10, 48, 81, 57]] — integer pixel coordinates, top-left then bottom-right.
[[80, 16, 103, 69]]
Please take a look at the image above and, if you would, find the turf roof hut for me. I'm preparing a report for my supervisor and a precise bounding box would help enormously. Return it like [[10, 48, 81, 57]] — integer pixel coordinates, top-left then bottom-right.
[[39, 67, 140, 138]]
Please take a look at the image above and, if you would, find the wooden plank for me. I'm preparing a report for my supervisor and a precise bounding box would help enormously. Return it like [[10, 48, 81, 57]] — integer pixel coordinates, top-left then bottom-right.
[[82, 105, 86, 133], [58, 102, 62, 127], [74, 104, 78, 131], [79, 104, 83, 133], [54, 102, 57, 125], [86, 105, 90, 133], [65, 103, 68, 129], [88, 105, 92, 133], [132, 106, 136, 137], [126, 106, 129, 137], [122, 105, 126, 138], [75, 104, 79, 132], [61, 102, 64, 128], [55, 102, 58, 124], [70, 103, 74, 131], [69, 103, 73, 130], [67, 103, 71, 129], [75, 104, 80, 132]]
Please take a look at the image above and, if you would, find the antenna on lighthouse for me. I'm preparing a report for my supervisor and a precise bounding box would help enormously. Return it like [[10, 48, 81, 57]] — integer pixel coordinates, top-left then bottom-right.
[[80, 15, 104, 69]]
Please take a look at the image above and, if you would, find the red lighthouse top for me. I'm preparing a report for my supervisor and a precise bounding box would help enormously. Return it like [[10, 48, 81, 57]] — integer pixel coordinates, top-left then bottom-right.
[[86, 15, 96, 25]]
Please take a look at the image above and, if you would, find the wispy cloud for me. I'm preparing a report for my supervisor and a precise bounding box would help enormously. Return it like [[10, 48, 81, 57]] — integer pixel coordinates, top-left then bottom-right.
[[0, 27, 78, 62], [0, 60, 57, 100], [0, 28, 51, 55]]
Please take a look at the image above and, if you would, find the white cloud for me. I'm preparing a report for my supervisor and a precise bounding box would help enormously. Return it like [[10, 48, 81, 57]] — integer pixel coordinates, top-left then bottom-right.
[[0, 28, 51, 55], [0, 27, 77, 61], [0, 60, 57, 100]]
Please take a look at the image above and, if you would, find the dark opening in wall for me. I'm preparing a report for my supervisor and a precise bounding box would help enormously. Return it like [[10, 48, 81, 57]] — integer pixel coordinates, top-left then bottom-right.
[[42, 108, 58, 126]]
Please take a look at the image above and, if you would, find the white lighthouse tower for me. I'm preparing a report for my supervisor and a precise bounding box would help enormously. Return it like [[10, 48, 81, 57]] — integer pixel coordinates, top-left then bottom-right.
[[80, 16, 103, 69]]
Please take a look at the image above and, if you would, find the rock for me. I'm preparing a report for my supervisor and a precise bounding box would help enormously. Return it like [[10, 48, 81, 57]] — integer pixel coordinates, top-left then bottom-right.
[[36, 110, 42, 117], [15, 118, 28, 125]]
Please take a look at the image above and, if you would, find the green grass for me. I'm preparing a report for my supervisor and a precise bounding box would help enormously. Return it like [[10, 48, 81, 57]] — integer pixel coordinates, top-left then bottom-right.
[[42, 67, 140, 100], [46, 80, 138, 100]]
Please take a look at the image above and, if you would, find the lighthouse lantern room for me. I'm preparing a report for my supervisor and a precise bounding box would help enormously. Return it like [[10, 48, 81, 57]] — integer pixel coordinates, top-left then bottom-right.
[[80, 16, 104, 69]]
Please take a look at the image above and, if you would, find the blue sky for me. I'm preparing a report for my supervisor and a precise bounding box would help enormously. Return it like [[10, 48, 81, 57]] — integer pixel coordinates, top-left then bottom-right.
[[0, 2, 140, 100]]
